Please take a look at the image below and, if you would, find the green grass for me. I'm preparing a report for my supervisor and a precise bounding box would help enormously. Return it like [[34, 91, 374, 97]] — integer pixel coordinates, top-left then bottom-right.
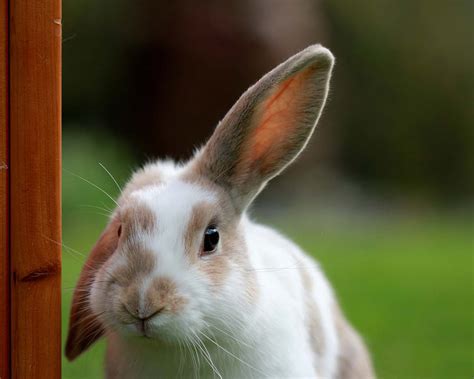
[[280, 217, 473, 379]]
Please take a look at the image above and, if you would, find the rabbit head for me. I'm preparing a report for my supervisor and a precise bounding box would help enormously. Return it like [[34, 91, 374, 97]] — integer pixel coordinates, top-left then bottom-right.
[[66, 45, 334, 360]]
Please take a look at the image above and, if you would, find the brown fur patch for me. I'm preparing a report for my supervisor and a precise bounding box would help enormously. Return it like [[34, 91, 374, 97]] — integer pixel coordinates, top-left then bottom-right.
[[298, 261, 325, 373], [148, 277, 187, 314], [333, 303, 376, 379], [114, 246, 155, 288], [199, 253, 231, 288], [117, 281, 144, 322], [184, 201, 214, 260], [113, 249, 158, 323], [117, 276, 187, 323], [120, 202, 156, 240], [113, 200, 157, 288], [184, 197, 234, 288]]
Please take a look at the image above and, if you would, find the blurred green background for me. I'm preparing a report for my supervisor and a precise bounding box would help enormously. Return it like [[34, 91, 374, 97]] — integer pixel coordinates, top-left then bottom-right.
[[62, 1, 473, 378]]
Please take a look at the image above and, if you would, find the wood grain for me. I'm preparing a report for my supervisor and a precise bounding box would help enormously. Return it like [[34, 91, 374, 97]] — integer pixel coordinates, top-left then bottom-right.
[[9, 0, 62, 377], [0, 0, 10, 376]]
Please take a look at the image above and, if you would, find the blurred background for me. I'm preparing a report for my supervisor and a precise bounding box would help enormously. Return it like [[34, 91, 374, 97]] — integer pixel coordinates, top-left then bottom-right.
[[62, 1, 473, 378]]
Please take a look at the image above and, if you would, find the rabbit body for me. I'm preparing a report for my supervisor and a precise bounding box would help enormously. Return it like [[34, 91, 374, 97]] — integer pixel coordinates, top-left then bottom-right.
[[66, 45, 375, 379], [102, 169, 372, 378]]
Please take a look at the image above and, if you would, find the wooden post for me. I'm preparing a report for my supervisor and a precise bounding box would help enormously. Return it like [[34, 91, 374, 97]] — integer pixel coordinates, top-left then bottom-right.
[[3, 0, 62, 377], [1, 0, 10, 377]]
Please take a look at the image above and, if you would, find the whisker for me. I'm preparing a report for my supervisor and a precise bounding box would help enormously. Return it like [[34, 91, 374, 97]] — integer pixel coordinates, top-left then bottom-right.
[[176, 338, 185, 378], [100, 201, 114, 213], [78, 204, 114, 215], [244, 265, 301, 273], [185, 335, 200, 379], [64, 168, 120, 207], [192, 330, 222, 379], [208, 322, 252, 349], [44, 235, 121, 284], [43, 235, 86, 259], [99, 162, 123, 193], [74, 209, 112, 219], [198, 330, 266, 376]]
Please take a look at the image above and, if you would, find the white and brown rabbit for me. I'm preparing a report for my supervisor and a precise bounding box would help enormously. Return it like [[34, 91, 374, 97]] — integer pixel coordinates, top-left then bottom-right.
[[66, 45, 375, 378]]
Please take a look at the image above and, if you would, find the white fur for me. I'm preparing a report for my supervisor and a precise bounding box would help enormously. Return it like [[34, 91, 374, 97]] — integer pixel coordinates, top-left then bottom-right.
[[92, 171, 342, 378]]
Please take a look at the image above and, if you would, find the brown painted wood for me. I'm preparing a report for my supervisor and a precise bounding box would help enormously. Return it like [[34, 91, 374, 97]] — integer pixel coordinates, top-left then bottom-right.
[[0, 0, 10, 377], [9, 0, 62, 377]]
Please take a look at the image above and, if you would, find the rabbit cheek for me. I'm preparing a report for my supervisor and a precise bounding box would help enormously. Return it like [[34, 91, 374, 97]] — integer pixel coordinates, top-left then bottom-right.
[[199, 254, 231, 288], [222, 233, 259, 304], [115, 282, 142, 324]]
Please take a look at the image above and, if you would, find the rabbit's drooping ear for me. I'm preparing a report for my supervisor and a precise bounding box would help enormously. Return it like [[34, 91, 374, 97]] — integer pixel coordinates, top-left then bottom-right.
[[65, 218, 120, 361], [193, 45, 334, 211]]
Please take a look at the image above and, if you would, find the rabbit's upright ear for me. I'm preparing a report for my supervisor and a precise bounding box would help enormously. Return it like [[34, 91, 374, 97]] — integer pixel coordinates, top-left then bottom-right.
[[192, 45, 334, 211], [65, 218, 120, 361]]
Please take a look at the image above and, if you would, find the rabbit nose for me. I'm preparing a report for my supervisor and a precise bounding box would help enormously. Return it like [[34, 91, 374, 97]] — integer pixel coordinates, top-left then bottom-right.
[[138, 307, 165, 321], [123, 303, 164, 322], [135, 307, 164, 335]]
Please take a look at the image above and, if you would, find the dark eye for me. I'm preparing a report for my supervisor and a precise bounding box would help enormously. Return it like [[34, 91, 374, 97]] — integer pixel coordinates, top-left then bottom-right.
[[117, 224, 122, 237], [202, 226, 219, 255]]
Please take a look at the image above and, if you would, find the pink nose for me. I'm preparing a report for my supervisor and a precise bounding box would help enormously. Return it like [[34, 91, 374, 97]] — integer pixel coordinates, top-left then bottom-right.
[[120, 276, 186, 330], [134, 307, 164, 334], [125, 304, 164, 320], [123, 304, 164, 334]]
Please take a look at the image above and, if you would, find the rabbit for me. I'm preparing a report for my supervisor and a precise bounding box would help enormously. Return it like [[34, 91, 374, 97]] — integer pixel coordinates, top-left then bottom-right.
[[66, 45, 375, 379]]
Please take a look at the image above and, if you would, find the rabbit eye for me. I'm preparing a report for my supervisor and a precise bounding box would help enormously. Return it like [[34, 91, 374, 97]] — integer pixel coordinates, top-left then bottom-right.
[[117, 224, 122, 237], [202, 226, 219, 255]]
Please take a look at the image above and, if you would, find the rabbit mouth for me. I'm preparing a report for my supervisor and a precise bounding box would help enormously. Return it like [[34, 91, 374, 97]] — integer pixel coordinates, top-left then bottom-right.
[[125, 306, 165, 337], [117, 312, 191, 343], [120, 320, 161, 341], [133, 317, 155, 338]]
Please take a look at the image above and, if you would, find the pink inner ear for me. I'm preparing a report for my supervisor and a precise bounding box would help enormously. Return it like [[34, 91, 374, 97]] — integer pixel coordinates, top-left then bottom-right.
[[244, 65, 317, 173]]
